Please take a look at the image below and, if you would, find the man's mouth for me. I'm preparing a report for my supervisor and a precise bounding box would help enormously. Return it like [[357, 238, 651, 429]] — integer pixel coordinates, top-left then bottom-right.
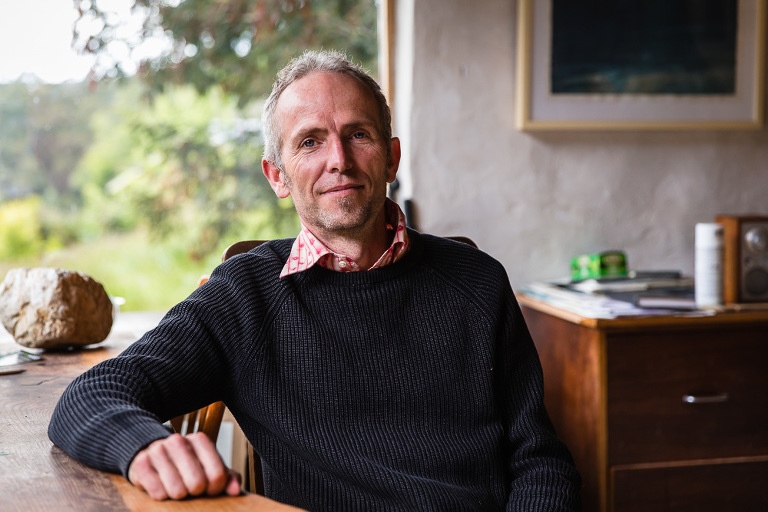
[[321, 184, 362, 195]]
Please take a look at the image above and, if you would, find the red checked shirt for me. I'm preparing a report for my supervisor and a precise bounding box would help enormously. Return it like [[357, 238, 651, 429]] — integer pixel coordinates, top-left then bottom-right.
[[280, 198, 410, 277]]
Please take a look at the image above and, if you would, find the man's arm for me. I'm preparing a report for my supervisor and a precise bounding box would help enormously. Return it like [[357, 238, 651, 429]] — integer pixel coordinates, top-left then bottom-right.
[[48, 269, 247, 499], [498, 285, 582, 511]]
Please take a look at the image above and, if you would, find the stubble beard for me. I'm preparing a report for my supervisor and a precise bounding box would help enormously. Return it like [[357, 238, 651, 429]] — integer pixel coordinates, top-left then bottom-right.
[[313, 194, 379, 235], [282, 168, 388, 236]]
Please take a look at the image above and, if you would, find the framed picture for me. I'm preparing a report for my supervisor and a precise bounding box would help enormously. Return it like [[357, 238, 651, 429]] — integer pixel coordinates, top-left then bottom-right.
[[515, 0, 766, 130]]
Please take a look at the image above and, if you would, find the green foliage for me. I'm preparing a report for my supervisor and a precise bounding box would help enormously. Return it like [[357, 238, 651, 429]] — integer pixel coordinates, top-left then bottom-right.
[[0, 81, 115, 203], [75, 0, 379, 103], [0, 228, 244, 312], [0, 196, 44, 261], [71, 83, 143, 192], [35, 230, 225, 312], [0, 1, 376, 310], [74, 84, 299, 259]]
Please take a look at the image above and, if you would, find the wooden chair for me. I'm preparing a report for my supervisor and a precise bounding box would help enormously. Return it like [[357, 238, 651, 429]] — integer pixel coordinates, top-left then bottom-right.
[[446, 235, 477, 249], [169, 402, 226, 442], [221, 240, 266, 261]]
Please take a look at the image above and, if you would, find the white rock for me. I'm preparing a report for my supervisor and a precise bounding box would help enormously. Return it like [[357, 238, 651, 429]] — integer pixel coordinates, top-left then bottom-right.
[[0, 268, 113, 349]]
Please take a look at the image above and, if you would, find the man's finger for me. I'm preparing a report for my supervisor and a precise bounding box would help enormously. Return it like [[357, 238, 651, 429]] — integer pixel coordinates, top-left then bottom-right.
[[145, 435, 197, 500], [162, 433, 210, 497], [225, 469, 243, 496], [186, 432, 232, 496], [128, 446, 168, 500]]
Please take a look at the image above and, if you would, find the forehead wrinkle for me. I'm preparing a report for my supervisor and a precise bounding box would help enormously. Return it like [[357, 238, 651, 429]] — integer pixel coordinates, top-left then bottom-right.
[[278, 96, 334, 146], [276, 71, 382, 146]]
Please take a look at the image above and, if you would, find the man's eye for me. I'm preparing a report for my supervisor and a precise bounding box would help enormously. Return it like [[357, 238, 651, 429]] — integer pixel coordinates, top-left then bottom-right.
[[301, 139, 316, 148], [352, 131, 367, 139]]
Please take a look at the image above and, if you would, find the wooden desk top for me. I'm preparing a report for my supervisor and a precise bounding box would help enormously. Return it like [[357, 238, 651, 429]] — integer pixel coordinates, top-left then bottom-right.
[[517, 293, 768, 332], [0, 312, 303, 512]]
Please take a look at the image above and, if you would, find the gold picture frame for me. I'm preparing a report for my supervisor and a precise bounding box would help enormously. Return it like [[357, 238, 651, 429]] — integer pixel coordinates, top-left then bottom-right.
[[515, 0, 766, 131]]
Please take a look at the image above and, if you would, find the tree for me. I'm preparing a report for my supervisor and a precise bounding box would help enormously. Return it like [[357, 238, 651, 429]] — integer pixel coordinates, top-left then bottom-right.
[[70, 0, 377, 256], [75, 0, 378, 103], [75, 83, 299, 259], [0, 82, 37, 201], [0, 81, 112, 203]]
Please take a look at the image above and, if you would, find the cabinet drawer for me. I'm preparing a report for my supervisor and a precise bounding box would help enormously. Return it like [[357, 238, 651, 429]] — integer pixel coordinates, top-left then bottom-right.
[[612, 460, 768, 512], [606, 327, 768, 465]]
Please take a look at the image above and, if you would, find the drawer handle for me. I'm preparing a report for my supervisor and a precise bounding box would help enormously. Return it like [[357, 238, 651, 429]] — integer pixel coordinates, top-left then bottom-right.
[[682, 393, 729, 404]]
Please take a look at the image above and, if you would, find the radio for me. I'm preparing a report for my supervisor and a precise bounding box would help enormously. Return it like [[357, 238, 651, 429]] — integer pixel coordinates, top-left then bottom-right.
[[716, 215, 768, 303]]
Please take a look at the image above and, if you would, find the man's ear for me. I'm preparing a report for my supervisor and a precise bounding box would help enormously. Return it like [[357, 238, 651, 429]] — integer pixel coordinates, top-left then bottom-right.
[[263, 159, 291, 198], [386, 137, 401, 184]]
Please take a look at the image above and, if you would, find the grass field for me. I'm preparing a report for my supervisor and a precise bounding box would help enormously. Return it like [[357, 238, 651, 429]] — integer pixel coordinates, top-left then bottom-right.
[[0, 230, 223, 312]]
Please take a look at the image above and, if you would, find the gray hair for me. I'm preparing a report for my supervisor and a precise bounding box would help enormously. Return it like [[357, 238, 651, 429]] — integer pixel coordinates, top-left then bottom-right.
[[262, 50, 392, 170]]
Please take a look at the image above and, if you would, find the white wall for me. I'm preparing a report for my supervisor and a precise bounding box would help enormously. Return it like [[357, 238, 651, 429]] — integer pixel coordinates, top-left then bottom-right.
[[392, 0, 768, 289]]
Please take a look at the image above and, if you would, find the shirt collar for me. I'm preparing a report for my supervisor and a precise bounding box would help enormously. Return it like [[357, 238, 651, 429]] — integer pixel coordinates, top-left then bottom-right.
[[280, 198, 410, 278]]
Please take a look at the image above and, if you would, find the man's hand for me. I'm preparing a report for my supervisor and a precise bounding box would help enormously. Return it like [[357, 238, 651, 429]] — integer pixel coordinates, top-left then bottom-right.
[[128, 432, 242, 500]]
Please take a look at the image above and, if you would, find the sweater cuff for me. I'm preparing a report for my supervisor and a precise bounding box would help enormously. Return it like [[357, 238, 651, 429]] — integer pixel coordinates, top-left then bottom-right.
[[114, 419, 174, 480]]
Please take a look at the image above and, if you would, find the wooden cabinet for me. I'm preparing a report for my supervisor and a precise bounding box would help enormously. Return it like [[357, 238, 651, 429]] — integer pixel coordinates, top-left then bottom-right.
[[518, 296, 768, 512]]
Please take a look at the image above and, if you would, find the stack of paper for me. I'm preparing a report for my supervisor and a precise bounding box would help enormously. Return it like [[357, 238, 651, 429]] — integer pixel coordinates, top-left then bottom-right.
[[519, 273, 702, 319]]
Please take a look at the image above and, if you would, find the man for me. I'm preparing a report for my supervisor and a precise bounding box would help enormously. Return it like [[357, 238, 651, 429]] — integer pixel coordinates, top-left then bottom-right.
[[49, 50, 581, 511]]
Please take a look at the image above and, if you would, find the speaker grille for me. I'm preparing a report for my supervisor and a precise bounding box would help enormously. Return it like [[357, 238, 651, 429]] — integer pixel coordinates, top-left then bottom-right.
[[741, 221, 768, 302], [744, 268, 768, 297]]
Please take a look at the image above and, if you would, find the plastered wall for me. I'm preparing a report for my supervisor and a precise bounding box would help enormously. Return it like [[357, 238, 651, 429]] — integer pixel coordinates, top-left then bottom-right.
[[391, 0, 768, 289]]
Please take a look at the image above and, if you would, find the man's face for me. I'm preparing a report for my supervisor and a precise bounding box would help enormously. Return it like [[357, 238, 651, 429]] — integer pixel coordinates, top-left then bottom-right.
[[263, 71, 399, 239]]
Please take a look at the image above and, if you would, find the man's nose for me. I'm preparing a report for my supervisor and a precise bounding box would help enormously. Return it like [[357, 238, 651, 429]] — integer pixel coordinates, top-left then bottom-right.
[[327, 137, 353, 173]]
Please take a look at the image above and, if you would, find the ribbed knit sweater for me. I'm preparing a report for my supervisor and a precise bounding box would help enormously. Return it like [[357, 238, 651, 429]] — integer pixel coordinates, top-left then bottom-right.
[[49, 230, 581, 511]]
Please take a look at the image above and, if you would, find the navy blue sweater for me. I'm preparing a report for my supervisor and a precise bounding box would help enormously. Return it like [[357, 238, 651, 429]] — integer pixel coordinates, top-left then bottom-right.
[[49, 230, 580, 510]]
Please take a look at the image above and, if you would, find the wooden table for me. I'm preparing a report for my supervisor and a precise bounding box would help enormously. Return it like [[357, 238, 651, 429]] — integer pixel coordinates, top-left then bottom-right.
[[0, 312, 303, 512]]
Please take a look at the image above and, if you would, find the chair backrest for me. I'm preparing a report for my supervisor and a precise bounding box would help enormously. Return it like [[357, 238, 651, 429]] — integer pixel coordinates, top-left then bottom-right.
[[447, 235, 477, 248], [169, 402, 226, 441]]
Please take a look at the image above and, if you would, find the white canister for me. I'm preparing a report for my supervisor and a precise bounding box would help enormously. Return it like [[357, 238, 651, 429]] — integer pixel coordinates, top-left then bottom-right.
[[695, 223, 724, 308]]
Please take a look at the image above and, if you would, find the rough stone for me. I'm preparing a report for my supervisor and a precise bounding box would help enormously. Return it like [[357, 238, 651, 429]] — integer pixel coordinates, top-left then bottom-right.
[[0, 268, 113, 349]]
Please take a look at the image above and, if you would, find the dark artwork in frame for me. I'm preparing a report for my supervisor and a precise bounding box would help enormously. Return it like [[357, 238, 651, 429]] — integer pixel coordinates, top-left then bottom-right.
[[550, 0, 738, 95]]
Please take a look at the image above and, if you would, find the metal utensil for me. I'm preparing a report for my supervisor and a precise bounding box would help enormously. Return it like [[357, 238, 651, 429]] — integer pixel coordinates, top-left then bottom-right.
[[0, 351, 43, 367], [0, 368, 26, 376]]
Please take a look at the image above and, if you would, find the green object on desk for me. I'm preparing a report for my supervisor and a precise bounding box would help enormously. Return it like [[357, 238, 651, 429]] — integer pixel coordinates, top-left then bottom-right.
[[570, 250, 628, 281]]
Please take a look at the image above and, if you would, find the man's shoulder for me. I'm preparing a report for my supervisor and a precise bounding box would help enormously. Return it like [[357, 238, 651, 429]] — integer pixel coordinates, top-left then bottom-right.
[[408, 232, 512, 321], [417, 232, 502, 269], [413, 231, 509, 287]]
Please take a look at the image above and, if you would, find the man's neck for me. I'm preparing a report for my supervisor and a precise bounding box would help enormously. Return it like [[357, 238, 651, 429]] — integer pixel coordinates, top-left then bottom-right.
[[310, 209, 393, 270]]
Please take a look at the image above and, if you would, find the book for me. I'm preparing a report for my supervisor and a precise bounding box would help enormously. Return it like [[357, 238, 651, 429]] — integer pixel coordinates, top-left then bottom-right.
[[567, 271, 693, 294], [519, 281, 669, 318], [519, 271, 703, 318], [600, 286, 696, 310]]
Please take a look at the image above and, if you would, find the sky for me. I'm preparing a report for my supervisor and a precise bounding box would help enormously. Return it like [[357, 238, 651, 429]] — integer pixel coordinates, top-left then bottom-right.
[[0, 1, 95, 83], [0, 0, 161, 84]]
